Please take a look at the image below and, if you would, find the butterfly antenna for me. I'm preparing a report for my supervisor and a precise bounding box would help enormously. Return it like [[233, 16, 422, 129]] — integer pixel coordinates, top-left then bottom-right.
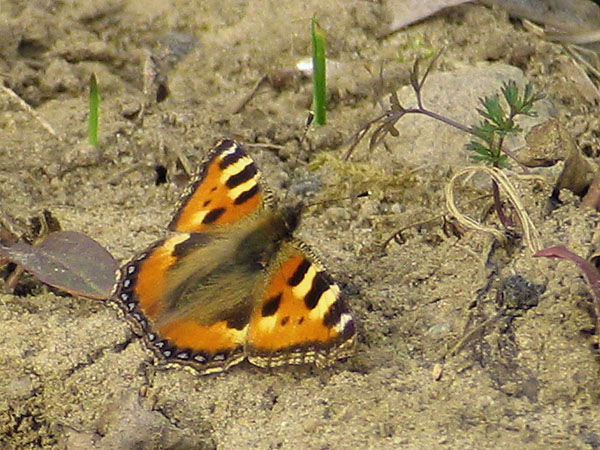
[[303, 191, 369, 210], [281, 111, 314, 205]]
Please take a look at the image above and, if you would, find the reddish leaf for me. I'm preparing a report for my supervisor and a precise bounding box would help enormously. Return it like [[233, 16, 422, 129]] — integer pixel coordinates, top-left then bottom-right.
[[0, 231, 118, 300], [534, 245, 600, 333]]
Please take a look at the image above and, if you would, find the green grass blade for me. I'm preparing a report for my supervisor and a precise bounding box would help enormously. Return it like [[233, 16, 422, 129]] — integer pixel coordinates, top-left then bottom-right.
[[311, 17, 326, 125], [89, 73, 99, 147]]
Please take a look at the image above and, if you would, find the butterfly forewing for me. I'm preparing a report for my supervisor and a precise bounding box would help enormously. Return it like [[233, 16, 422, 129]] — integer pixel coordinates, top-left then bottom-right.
[[169, 139, 266, 233]]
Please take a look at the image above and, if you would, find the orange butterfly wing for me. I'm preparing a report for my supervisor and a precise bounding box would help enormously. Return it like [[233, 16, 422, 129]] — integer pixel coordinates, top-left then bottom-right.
[[169, 139, 266, 233], [114, 140, 265, 373], [246, 242, 356, 368]]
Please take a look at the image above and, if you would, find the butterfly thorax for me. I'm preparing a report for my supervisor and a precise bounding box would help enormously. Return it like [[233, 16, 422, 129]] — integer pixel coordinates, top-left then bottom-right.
[[235, 204, 302, 267]]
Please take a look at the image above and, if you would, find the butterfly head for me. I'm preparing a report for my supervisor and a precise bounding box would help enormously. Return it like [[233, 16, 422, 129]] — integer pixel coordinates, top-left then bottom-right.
[[278, 203, 303, 236]]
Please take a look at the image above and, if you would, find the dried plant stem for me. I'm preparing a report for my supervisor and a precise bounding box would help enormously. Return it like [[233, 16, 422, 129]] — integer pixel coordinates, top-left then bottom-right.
[[448, 313, 502, 357], [446, 166, 541, 254], [345, 91, 529, 173], [1, 85, 59, 140], [229, 75, 267, 114]]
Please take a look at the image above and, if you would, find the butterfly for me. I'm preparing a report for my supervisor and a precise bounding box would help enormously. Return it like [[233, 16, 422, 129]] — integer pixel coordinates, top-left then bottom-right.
[[112, 139, 356, 374]]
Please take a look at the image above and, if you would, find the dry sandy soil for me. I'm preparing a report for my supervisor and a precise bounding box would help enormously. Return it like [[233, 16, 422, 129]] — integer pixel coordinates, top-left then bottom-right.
[[2, 1, 600, 449]]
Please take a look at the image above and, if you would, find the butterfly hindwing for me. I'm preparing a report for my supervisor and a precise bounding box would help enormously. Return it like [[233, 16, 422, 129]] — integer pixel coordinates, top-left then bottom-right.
[[246, 241, 356, 368], [115, 233, 249, 373]]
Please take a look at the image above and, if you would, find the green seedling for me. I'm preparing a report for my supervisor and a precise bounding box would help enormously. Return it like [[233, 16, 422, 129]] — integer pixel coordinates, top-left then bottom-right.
[[311, 16, 326, 125], [89, 73, 99, 147]]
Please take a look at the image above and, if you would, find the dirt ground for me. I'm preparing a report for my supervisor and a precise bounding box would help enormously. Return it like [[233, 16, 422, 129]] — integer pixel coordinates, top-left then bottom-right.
[[2, 1, 600, 449]]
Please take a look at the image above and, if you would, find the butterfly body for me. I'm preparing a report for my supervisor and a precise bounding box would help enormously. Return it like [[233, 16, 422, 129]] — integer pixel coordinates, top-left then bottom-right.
[[113, 139, 355, 374]]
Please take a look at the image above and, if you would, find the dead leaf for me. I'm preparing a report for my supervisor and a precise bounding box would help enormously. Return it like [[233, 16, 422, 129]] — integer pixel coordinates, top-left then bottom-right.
[[582, 168, 600, 210], [379, 0, 472, 38], [553, 133, 595, 198], [0, 231, 118, 300]]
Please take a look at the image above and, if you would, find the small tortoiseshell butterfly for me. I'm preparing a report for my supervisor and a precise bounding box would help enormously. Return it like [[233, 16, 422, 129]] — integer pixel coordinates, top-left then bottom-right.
[[112, 139, 356, 374]]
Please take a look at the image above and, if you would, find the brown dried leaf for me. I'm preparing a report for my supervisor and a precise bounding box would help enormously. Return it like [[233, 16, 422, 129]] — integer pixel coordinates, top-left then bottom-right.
[[582, 168, 600, 211], [553, 133, 595, 198], [0, 231, 118, 300]]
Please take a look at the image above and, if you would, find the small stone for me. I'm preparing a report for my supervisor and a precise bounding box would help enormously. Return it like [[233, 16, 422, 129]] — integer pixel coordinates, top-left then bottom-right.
[[432, 363, 443, 381], [61, 141, 102, 171]]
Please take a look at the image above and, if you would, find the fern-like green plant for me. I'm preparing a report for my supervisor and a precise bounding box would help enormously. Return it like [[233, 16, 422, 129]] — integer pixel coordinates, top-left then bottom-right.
[[468, 81, 544, 168], [346, 53, 546, 233]]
